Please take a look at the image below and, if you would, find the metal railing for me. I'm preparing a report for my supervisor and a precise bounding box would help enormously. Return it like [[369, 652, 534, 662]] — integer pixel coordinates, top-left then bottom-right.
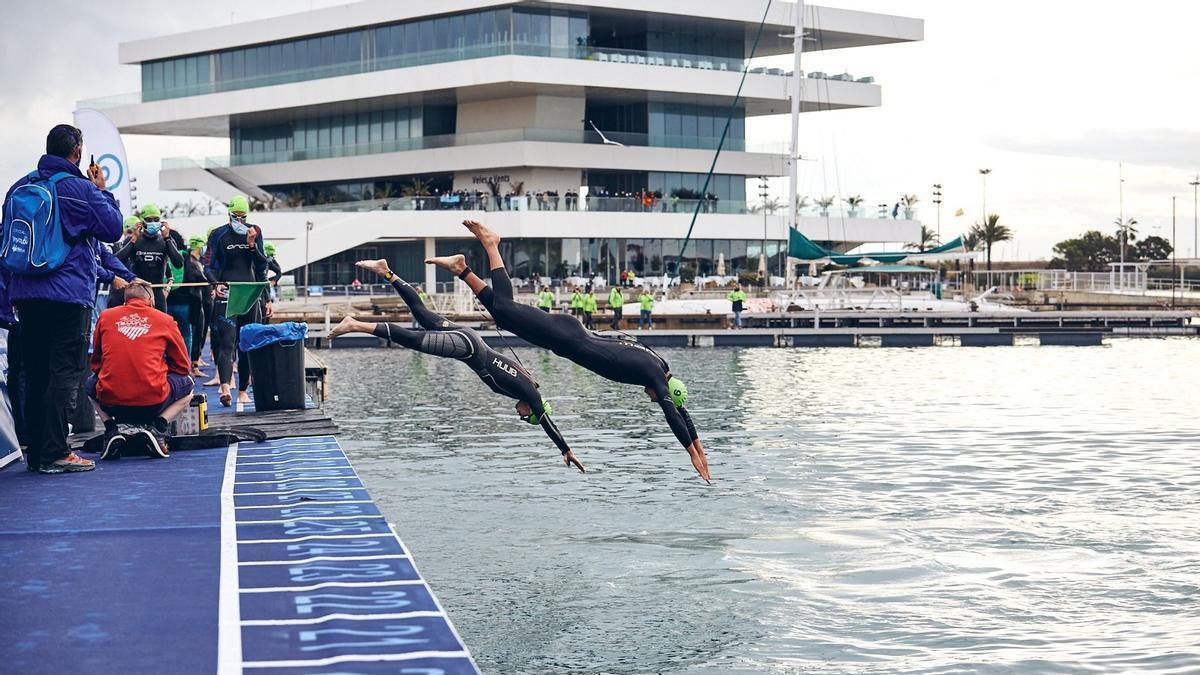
[[270, 195, 753, 215]]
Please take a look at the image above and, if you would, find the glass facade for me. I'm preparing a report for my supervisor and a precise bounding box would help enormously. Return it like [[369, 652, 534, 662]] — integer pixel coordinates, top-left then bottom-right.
[[263, 173, 453, 207], [231, 104, 456, 164], [142, 7, 591, 100], [139, 6, 762, 100]]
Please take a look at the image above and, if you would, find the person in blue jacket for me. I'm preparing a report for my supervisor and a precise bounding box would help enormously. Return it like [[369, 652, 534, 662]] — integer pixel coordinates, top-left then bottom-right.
[[2, 124, 124, 473]]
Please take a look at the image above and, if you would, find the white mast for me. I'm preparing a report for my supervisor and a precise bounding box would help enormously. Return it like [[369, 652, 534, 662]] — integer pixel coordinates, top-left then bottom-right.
[[785, 0, 805, 288]]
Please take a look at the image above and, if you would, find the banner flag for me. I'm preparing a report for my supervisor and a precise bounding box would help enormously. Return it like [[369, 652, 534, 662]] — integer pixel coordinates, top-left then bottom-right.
[[74, 108, 133, 215], [225, 283, 269, 317], [0, 327, 20, 470]]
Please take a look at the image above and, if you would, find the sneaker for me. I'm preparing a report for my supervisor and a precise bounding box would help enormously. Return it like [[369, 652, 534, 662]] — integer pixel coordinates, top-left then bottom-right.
[[39, 453, 96, 474], [134, 427, 170, 459], [100, 426, 126, 461]]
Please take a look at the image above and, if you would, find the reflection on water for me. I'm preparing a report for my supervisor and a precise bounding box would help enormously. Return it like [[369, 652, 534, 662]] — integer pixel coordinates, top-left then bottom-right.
[[324, 339, 1200, 674]]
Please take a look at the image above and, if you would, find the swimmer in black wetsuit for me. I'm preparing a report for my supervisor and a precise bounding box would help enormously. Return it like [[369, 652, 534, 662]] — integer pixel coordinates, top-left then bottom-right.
[[327, 258, 585, 472], [204, 196, 272, 406], [427, 220, 711, 482], [113, 205, 183, 311]]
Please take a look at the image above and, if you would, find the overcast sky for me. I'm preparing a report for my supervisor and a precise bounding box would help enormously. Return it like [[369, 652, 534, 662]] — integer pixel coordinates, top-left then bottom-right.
[[3, 1, 1197, 259]]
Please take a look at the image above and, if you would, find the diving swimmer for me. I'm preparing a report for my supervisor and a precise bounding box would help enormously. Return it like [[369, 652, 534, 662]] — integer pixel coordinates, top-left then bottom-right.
[[427, 220, 711, 482], [328, 258, 586, 473]]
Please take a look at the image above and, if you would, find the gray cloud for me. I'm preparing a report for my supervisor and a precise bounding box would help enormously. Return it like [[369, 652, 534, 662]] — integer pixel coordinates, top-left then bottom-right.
[[988, 129, 1200, 172]]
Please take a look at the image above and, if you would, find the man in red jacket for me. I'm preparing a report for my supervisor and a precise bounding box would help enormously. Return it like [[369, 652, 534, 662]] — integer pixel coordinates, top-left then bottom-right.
[[86, 281, 194, 459]]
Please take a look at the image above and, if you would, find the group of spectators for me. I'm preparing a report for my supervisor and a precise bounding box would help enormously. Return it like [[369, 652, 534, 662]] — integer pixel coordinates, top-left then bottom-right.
[[0, 124, 281, 473]]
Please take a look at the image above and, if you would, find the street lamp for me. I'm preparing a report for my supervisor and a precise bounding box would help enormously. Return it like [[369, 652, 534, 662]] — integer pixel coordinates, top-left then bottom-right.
[[304, 220, 314, 301], [977, 169, 991, 223], [1189, 174, 1199, 259], [932, 183, 943, 242], [759, 176, 769, 287]]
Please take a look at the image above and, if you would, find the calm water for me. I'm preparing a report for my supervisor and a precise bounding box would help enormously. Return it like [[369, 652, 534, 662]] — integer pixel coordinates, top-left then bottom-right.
[[323, 339, 1200, 674]]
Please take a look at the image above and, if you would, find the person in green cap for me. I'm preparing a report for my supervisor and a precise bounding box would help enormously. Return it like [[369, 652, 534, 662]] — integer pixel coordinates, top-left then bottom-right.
[[165, 231, 209, 374], [607, 285, 624, 330], [118, 214, 139, 249], [581, 287, 597, 329], [568, 286, 584, 320], [263, 243, 283, 302], [183, 235, 210, 375], [327, 258, 585, 472], [537, 285, 555, 313], [113, 202, 182, 311], [637, 286, 655, 329], [204, 195, 270, 406]]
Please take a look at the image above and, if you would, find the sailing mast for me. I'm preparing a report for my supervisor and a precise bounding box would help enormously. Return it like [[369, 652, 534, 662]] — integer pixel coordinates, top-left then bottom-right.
[[785, 0, 805, 288]]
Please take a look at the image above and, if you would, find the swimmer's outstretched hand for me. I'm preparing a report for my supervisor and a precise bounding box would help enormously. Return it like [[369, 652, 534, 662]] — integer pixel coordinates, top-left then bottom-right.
[[563, 450, 586, 473]]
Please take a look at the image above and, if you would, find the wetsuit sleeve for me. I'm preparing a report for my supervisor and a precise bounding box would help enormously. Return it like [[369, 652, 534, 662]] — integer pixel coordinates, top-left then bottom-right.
[[268, 258, 283, 281], [204, 229, 224, 283], [114, 238, 134, 262], [252, 229, 269, 279], [165, 240, 184, 267], [677, 406, 700, 444], [654, 380, 695, 449], [100, 243, 135, 282], [538, 414, 572, 455]]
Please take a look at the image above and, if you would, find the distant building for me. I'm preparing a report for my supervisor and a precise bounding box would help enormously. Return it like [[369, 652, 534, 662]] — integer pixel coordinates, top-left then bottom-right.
[[88, 1, 922, 288]]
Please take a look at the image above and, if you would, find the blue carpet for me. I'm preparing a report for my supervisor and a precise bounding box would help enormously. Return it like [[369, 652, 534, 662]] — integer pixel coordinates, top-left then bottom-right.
[[0, 434, 479, 674]]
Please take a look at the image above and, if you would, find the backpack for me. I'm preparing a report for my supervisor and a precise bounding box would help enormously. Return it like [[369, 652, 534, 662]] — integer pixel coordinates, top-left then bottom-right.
[[0, 171, 73, 275]]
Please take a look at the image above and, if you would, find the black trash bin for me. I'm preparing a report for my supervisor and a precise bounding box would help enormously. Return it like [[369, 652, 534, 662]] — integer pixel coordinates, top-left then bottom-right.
[[247, 337, 306, 412]]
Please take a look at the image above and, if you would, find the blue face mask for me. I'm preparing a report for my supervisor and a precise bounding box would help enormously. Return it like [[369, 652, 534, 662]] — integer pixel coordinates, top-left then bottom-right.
[[143, 223, 162, 236], [230, 218, 249, 235]]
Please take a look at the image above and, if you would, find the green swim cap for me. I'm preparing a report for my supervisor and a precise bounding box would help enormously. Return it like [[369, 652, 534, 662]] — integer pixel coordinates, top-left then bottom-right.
[[667, 376, 688, 408], [228, 195, 250, 214], [123, 215, 140, 231], [188, 235, 206, 251], [525, 399, 552, 425], [264, 243, 276, 256], [139, 203, 161, 219]]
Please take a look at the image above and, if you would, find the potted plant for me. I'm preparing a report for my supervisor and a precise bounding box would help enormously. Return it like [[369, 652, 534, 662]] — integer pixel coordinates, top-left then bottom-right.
[[845, 194, 864, 218], [816, 196, 835, 217], [901, 194, 920, 219]]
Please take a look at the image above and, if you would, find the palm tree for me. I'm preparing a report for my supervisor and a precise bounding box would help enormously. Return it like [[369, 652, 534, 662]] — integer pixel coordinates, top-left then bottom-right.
[[970, 213, 1012, 270], [1113, 217, 1138, 262], [795, 195, 811, 212], [750, 197, 785, 214], [402, 178, 432, 198], [815, 196, 835, 216], [844, 194, 864, 217], [962, 230, 981, 252], [905, 225, 941, 252]]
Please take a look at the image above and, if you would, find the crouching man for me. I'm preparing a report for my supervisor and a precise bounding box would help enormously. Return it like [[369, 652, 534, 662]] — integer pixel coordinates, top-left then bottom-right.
[[87, 280, 194, 459]]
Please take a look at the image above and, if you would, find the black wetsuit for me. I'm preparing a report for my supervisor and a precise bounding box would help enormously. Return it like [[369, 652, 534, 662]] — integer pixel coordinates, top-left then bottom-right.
[[114, 232, 183, 310], [473, 266, 699, 449], [205, 224, 268, 393], [374, 277, 571, 455]]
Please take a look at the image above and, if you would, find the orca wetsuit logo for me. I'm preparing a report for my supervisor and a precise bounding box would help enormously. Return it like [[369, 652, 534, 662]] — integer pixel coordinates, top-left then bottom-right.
[[116, 314, 151, 341]]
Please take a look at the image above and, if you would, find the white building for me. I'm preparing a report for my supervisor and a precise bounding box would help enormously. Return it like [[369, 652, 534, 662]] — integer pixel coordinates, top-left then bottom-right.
[[85, 0, 923, 290]]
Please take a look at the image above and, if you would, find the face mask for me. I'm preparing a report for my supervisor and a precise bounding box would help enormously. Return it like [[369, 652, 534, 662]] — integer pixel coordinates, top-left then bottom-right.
[[230, 218, 249, 235], [143, 223, 162, 236]]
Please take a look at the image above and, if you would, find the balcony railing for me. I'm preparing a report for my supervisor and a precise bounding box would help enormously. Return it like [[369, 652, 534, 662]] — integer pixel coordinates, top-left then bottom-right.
[[268, 195, 753, 215], [79, 41, 809, 108], [161, 129, 786, 171]]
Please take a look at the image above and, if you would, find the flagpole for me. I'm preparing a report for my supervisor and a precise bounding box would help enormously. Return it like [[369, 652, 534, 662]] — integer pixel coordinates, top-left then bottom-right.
[[785, 0, 804, 289]]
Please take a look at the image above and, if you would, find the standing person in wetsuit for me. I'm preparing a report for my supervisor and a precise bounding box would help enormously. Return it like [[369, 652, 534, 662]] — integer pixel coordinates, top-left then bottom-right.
[[166, 233, 208, 375], [427, 220, 711, 482], [183, 237, 210, 376], [327, 258, 585, 473], [113, 203, 182, 311], [204, 195, 271, 406]]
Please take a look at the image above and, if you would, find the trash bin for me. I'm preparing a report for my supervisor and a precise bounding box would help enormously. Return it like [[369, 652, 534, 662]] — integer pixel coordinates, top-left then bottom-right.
[[240, 322, 308, 412]]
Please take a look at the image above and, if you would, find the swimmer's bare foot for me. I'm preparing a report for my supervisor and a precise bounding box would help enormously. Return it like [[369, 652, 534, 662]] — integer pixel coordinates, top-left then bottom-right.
[[238, 391, 251, 404], [205, 376, 221, 387], [462, 220, 501, 247], [328, 316, 362, 339], [425, 254, 467, 275], [218, 384, 232, 407], [355, 259, 391, 277]]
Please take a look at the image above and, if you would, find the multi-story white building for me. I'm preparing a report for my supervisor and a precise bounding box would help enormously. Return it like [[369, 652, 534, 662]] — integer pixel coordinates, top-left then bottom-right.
[[85, 1, 922, 291]]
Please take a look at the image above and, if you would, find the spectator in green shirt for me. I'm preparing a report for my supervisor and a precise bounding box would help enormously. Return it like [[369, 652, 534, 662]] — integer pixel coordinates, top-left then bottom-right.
[[568, 287, 584, 318], [582, 289, 598, 329], [727, 283, 748, 329], [538, 287, 555, 313], [637, 287, 655, 329], [608, 286, 625, 330]]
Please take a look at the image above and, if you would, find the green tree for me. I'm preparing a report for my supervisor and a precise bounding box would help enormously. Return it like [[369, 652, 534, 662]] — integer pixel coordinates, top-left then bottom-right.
[[905, 225, 941, 252], [1134, 235, 1173, 261], [1113, 217, 1139, 261], [1049, 230, 1119, 271], [970, 213, 1012, 270]]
